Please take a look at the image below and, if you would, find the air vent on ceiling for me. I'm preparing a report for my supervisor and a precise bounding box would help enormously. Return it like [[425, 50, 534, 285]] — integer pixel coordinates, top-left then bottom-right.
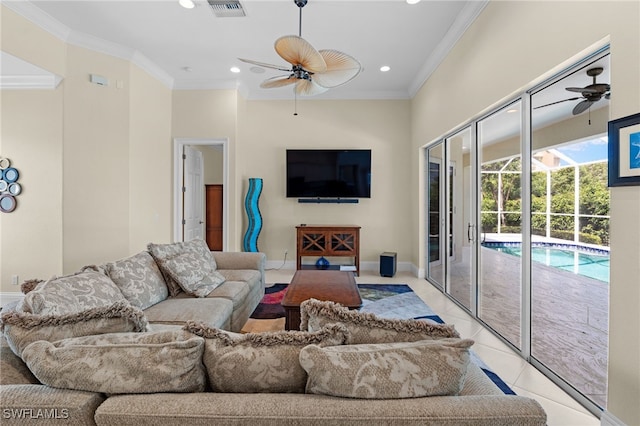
[[208, 0, 245, 17]]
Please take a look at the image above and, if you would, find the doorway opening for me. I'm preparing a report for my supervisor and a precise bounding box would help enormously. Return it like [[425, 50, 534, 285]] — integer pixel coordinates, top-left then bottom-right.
[[173, 138, 229, 249]]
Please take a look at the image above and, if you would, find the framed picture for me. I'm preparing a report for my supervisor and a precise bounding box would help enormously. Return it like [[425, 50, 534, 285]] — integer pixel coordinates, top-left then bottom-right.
[[608, 112, 640, 187]]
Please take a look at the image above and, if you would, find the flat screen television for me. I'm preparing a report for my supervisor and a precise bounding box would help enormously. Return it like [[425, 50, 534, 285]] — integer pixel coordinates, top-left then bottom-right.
[[286, 149, 371, 198]]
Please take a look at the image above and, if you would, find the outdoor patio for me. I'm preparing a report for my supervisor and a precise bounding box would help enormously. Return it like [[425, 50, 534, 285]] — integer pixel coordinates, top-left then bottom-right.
[[431, 245, 608, 408]]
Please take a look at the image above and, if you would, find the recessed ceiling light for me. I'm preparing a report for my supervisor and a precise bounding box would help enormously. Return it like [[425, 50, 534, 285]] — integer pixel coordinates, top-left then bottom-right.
[[406, 0, 421, 4], [380, 65, 391, 72], [230, 66, 241, 73], [179, 0, 195, 9]]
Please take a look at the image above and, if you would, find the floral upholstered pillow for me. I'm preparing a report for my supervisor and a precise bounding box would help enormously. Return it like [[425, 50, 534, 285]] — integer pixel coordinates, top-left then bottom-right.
[[105, 251, 169, 309], [184, 321, 350, 393], [21, 270, 127, 316], [0, 301, 148, 358], [148, 239, 223, 297], [300, 298, 459, 344], [300, 338, 474, 399], [22, 330, 206, 394]]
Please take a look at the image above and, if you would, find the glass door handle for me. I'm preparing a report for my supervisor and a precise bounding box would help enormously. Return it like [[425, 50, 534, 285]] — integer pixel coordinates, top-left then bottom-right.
[[467, 223, 475, 242]]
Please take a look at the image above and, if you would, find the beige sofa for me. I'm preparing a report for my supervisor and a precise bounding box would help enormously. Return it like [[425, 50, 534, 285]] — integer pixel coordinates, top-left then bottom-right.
[[0, 241, 546, 426]]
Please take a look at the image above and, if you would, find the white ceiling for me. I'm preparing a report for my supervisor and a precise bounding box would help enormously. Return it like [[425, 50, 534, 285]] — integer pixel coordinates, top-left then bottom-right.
[[2, 0, 489, 100]]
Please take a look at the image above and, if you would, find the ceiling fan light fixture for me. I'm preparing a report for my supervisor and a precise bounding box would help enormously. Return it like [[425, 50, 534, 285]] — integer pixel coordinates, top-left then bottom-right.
[[179, 0, 195, 9]]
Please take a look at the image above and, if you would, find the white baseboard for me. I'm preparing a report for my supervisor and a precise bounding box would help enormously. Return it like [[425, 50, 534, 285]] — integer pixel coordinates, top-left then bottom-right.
[[601, 410, 627, 426], [0, 292, 24, 308]]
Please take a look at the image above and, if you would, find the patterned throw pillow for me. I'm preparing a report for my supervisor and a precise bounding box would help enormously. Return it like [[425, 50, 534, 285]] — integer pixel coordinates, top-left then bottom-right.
[[105, 251, 169, 309], [0, 301, 148, 358], [21, 330, 206, 394], [148, 239, 224, 297], [300, 338, 474, 399], [184, 321, 351, 393], [300, 298, 459, 344], [21, 270, 127, 316]]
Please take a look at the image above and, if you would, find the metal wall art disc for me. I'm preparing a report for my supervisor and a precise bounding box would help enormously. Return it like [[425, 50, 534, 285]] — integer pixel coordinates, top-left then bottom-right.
[[0, 157, 20, 213], [3, 168, 19, 183], [0, 194, 16, 213], [8, 183, 21, 195]]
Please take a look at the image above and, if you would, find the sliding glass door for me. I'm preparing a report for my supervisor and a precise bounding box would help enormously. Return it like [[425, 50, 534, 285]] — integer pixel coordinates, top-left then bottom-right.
[[445, 127, 474, 311], [424, 49, 610, 415], [477, 101, 523, 349]]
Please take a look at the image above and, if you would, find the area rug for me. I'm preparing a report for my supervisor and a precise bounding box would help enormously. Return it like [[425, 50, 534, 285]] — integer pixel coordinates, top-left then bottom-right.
[[248, 283, 515, 395]]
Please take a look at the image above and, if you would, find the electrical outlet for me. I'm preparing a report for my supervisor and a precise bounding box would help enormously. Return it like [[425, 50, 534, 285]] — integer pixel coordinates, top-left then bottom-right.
[[12, 275, 19, 285]]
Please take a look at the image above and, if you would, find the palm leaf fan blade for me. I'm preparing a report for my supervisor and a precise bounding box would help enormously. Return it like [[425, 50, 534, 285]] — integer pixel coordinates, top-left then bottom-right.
[[295, 79, 328, 96], [260, 75, 297, 89], [572, 100, 593, 115], [238, 58, 291, 72], [313, 50, 362, 88], [275, 35, 327, 73]]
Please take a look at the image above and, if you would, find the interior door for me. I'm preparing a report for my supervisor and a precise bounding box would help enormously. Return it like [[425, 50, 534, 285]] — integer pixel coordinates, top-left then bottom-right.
[[205, 184, 223, 250], [183, 145, 204, 241]]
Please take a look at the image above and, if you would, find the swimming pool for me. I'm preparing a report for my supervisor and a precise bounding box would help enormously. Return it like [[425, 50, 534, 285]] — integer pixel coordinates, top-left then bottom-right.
[[482, 242, 610, 283]]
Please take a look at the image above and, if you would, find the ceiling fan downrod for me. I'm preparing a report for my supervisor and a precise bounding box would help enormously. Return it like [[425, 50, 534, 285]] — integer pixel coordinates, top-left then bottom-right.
[[294, 0, 308, 37]]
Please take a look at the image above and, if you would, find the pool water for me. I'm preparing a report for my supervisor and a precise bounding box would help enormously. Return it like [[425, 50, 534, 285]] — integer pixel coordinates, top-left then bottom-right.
[[486, 244, 609, 283]]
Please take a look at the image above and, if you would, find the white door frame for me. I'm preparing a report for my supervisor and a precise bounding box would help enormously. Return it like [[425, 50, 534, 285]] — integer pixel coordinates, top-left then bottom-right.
[[173, 138, 229, 249]]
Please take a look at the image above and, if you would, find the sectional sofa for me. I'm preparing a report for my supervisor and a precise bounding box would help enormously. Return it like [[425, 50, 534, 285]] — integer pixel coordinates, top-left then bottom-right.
[[0, 239, 547, 425]]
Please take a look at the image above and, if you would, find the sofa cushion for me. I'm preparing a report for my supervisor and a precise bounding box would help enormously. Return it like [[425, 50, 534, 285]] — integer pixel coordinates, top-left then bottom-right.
[[1, 384, 105, 426], [148, 239, 222, 297], [1, 301, 148, 358], [104, 251, 169, 309], [184, 321, 350, 393], [0, 335, 39, 385], [300, 298, 459, 343], [20, 270, 127, 316], [159, 250, 225, 297], [143, 298, 233, 329], [22, 330, 206, 394], [300, 338, 473, 399]]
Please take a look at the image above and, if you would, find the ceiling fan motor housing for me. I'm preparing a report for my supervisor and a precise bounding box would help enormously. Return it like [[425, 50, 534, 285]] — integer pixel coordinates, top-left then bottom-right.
[[294, 0, 308, 8]]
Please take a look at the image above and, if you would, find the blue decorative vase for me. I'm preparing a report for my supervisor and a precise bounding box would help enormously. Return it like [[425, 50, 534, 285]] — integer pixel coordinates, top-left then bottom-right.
[[243, 178, 263, 252], [316, 256, 330, 269]]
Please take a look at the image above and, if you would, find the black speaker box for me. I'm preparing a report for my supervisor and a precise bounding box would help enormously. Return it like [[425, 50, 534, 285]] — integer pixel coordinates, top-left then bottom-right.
[[379, 252, 397, 277]]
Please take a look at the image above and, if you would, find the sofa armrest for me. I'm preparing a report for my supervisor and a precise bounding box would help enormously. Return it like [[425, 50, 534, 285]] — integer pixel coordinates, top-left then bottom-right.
[[0, 384, 105, 425], [211, 252, 265, 273]]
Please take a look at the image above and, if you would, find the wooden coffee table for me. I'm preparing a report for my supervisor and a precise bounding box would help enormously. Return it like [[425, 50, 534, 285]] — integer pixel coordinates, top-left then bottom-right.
[[281, 270, 362, 330]]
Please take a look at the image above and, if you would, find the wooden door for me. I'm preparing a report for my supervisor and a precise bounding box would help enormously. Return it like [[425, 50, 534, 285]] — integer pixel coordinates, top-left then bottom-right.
[[205, 184, 223, 250]]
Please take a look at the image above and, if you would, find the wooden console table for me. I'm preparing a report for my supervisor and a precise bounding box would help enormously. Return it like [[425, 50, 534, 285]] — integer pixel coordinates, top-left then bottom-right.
[[296, 225, 360, 276]]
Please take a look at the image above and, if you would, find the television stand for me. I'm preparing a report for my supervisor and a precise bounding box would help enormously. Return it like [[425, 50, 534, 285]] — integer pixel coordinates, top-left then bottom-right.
[[296, 225, 360, 276]]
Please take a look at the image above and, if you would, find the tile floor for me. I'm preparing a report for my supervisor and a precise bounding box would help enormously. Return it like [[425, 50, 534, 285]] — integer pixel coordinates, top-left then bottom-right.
[[265, 268, 601, 426]]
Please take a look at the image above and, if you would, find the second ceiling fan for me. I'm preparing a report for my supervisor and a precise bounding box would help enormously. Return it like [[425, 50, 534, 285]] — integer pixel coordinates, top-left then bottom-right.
[[239, 0, 362, 96], [535, 67, 611, 115]]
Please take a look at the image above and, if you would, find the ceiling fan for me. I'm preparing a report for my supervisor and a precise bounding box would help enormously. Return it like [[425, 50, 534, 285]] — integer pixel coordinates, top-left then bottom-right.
[[238, 0, 362, 97], [535, 67, 611, 115]]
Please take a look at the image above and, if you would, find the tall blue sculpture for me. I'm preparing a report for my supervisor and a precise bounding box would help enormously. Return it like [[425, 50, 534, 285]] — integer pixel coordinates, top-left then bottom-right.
[[243, 178, 263, 252]]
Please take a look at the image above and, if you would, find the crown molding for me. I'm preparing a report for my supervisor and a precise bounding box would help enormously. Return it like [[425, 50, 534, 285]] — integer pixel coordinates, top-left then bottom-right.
[[3, 0, 174, 89], [0, 74, 61, 89], [408, 0, 489, 97]]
